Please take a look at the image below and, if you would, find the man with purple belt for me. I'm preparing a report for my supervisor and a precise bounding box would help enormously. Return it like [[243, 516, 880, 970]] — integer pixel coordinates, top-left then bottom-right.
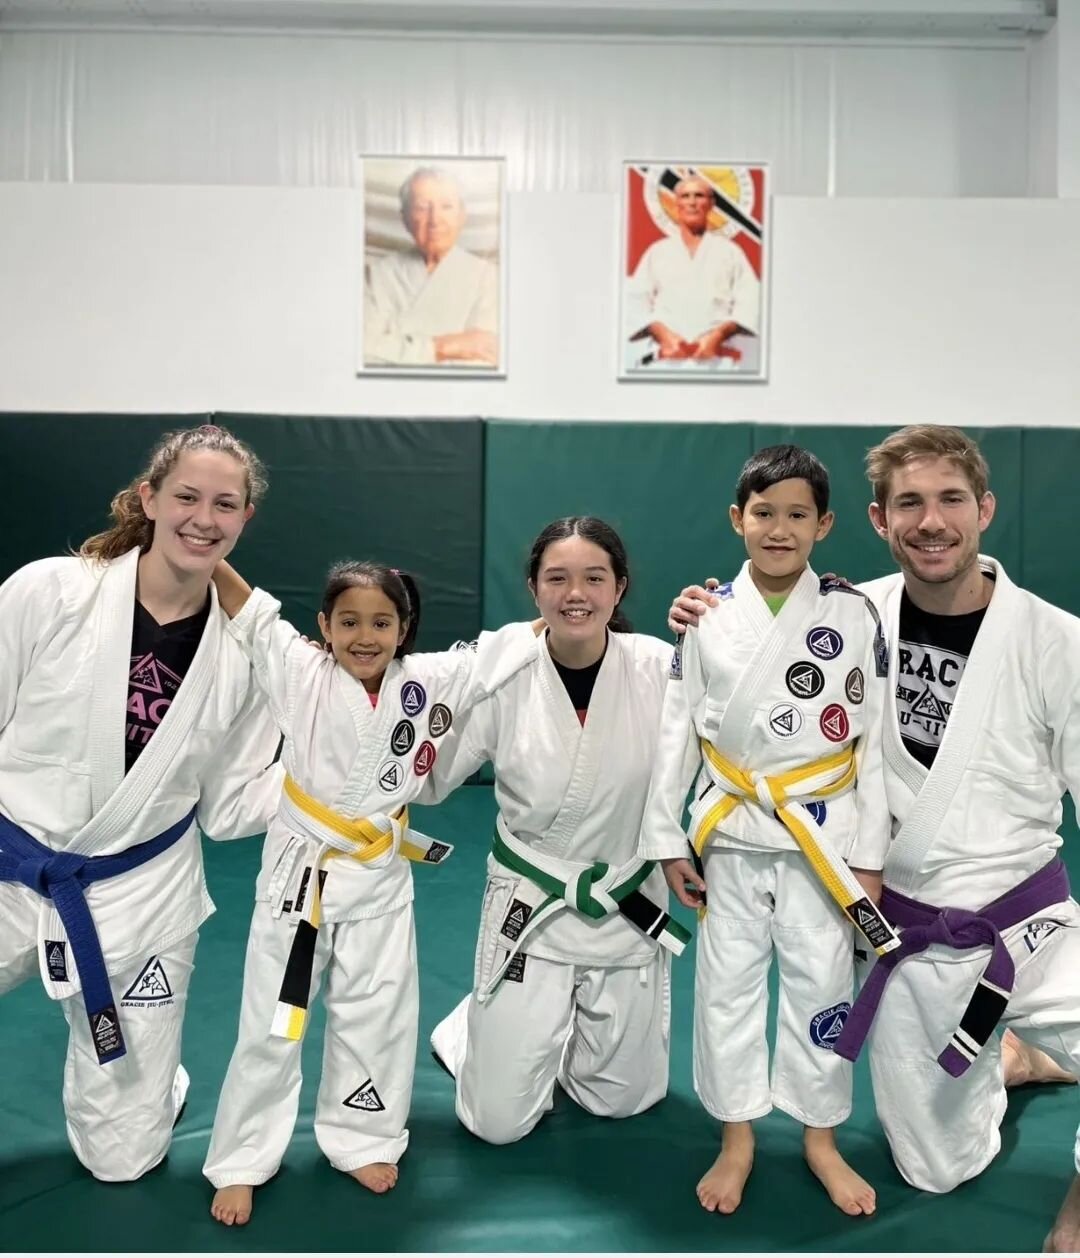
[[670, 425, 1080, 1251]]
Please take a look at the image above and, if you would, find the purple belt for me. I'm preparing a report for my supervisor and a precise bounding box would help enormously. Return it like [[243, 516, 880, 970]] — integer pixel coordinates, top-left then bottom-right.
[[834, 857, 1069, 1077]]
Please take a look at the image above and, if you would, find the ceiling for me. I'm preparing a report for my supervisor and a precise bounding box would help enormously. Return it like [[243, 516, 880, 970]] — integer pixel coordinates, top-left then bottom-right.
[[0, 0, 1058, 39]]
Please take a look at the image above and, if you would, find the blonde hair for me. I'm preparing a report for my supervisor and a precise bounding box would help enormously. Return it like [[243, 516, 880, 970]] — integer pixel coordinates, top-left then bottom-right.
[[866, 424, 989, 508], [79, 424, 267, 563]]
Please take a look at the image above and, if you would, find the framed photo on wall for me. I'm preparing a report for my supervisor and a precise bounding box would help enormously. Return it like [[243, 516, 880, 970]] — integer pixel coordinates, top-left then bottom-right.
[[619, 160, 769, 382], [358, 155, 506, 376]]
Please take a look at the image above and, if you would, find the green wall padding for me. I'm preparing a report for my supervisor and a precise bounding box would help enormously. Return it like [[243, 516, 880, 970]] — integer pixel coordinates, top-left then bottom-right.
[[483, 422, 1041, 631], [1020, 428, 1078, 613], [2, 413, 485, 650]]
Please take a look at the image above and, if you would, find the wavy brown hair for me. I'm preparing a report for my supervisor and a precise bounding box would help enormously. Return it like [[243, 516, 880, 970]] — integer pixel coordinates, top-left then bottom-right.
[[79, 425, 267, 563], [866, 425, 989, 508]]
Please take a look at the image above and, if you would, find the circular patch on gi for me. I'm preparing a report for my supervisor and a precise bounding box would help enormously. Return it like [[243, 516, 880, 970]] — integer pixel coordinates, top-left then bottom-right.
[[413, 740, 437, 776], [401, 680, 427, 717], [390, 718, 415, 756], [820, 703, 850, 742], [806, 626, 843, 661], [428, 703, 453, 738], [806, 801, 828, 825], [808, 1001, 850, 1050], [785, 660, 825, 700], [377, 759, 404, 792], [768, 702, 803, 739], [845, 667, 865, 705]]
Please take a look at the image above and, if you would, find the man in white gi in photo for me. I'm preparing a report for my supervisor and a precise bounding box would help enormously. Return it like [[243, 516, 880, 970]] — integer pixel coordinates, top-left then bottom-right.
[[670, 425, 1080, 1252], [363, 166, 499, 368], [624, 174, 761, 372]]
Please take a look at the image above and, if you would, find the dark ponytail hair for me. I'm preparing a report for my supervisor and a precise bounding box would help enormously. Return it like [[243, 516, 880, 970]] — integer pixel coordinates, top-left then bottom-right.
[[526, 516, 633, 633], [320, 561, 422, 657]]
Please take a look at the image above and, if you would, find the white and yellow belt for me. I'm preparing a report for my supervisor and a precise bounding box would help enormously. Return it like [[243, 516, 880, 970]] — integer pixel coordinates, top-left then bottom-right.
[[693, 741, 899, 957], [270, 774, 452, 1041]]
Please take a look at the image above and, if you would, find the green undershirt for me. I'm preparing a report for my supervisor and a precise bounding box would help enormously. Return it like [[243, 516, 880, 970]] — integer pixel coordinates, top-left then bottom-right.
[[765, 593, 789, 617]]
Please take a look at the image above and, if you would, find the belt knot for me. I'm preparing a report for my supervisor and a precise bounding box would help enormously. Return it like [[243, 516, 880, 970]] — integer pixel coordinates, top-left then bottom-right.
[[14, 851, 86, 897]]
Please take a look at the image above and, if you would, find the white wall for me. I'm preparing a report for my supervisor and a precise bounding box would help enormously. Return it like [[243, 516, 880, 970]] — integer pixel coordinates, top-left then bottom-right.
[[0, 182, 1076, 426]]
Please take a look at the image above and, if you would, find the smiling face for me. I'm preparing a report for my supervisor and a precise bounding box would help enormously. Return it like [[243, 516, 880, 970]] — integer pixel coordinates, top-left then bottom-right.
[[730, 478, 833, 594], [869, 455, 995, 589], [529, 535, 626, 653], [317, 583, 406, 692], [138, 449, 253, 578], [403, 173, 467, 266]]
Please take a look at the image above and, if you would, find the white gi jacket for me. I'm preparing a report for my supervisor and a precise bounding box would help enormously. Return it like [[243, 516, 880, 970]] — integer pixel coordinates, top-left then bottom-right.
[[421, 630, 674, 968], [862, 556, 1080, 909], [640, 563, 891, 871], [0, 548, 282, 999], [363, 245, 498, 366], [231, 589, 538, 922]]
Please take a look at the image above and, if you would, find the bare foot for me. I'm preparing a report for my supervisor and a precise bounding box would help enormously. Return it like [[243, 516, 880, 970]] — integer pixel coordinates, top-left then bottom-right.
[[1003, 1029, 1076, 1088], [1044, 1173, 1080, 1252], [697, 1121, 754, 1214], [210, 1185, 254, 1226], [804, 1127, 876, 1216], [350, 1162, 399, 1193]]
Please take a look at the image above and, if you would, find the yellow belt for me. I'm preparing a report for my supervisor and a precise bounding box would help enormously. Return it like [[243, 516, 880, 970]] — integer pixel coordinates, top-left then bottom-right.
[[282, 774, 433, 866], [270, 776, 446, 1042], [693, 742, 899, 956]]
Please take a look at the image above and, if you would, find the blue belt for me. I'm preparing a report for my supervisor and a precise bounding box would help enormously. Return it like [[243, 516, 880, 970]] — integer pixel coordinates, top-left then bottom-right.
[[0, 806, 197, 1065]]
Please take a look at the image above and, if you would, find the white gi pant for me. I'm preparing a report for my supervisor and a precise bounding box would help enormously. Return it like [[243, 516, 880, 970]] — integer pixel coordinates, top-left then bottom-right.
[[431, 894, 670, 1145], [204, 898, 417, 1187], [866, 896, 1080, 1193], [0, 882, 194, 1182], [696, 847, 853, 1128]]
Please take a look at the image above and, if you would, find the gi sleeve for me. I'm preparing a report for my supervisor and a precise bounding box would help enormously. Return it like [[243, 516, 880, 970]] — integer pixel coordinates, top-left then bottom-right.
[[848, 600, 892, 871], [411, 621, 537, 718], [415, 695, 498, 806], [226, 587, 324, 737], [196, 676, 284, 841], [638, 630, 707, 860], [1039, 607, 1080, 811], [363, 257, 436, 366], [0, 558, 70, 734], [725, 245, 762, 336]]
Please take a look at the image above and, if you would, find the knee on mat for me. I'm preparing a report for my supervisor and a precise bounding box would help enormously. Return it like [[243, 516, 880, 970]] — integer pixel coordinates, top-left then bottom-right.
[[68, 1116, 170, 1183], [464, 1105, 538, 1147]]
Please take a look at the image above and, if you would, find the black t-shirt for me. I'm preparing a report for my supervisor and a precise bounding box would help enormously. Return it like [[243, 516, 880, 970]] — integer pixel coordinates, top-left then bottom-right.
[[125, 596, 210, 773], [896, 587, 987, 769], [551, 638, 607, 725]]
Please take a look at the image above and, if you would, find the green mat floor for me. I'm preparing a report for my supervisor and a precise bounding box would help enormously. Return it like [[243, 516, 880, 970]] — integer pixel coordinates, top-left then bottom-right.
[[2, 787, 1078, 1252]]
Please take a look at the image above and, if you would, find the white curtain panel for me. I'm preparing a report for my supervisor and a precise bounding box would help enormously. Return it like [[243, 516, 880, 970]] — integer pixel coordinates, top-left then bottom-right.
[[0, 30, 1030, 195]]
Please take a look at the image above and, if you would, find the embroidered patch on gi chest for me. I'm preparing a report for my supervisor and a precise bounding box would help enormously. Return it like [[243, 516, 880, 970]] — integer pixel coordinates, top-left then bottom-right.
[[378, 759, 405, 791], [809, 1002, 850, 1050], [122, 957, 174, 1007], [390, 719, 415, 756], [429, 703, 453, 737], [343, 1078, 386, 1111], [786, 661, 825, 699], [401, 680, 427, 717], [718, 582, 734, 600], [845, 667, 864, 705], [413, 740, 437, 776], [768, 703, 803, 738], [806, 626, 843, 660], [819, 703, 850, 742], [45, 940, 68, 982]]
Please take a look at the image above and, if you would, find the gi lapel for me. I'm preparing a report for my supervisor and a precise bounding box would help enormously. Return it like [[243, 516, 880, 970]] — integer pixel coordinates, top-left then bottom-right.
[[334, 661, 394, 815], [86, 548, 136, 816], [886, 557, 1015, 888], [712, 564, 821, 754]]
